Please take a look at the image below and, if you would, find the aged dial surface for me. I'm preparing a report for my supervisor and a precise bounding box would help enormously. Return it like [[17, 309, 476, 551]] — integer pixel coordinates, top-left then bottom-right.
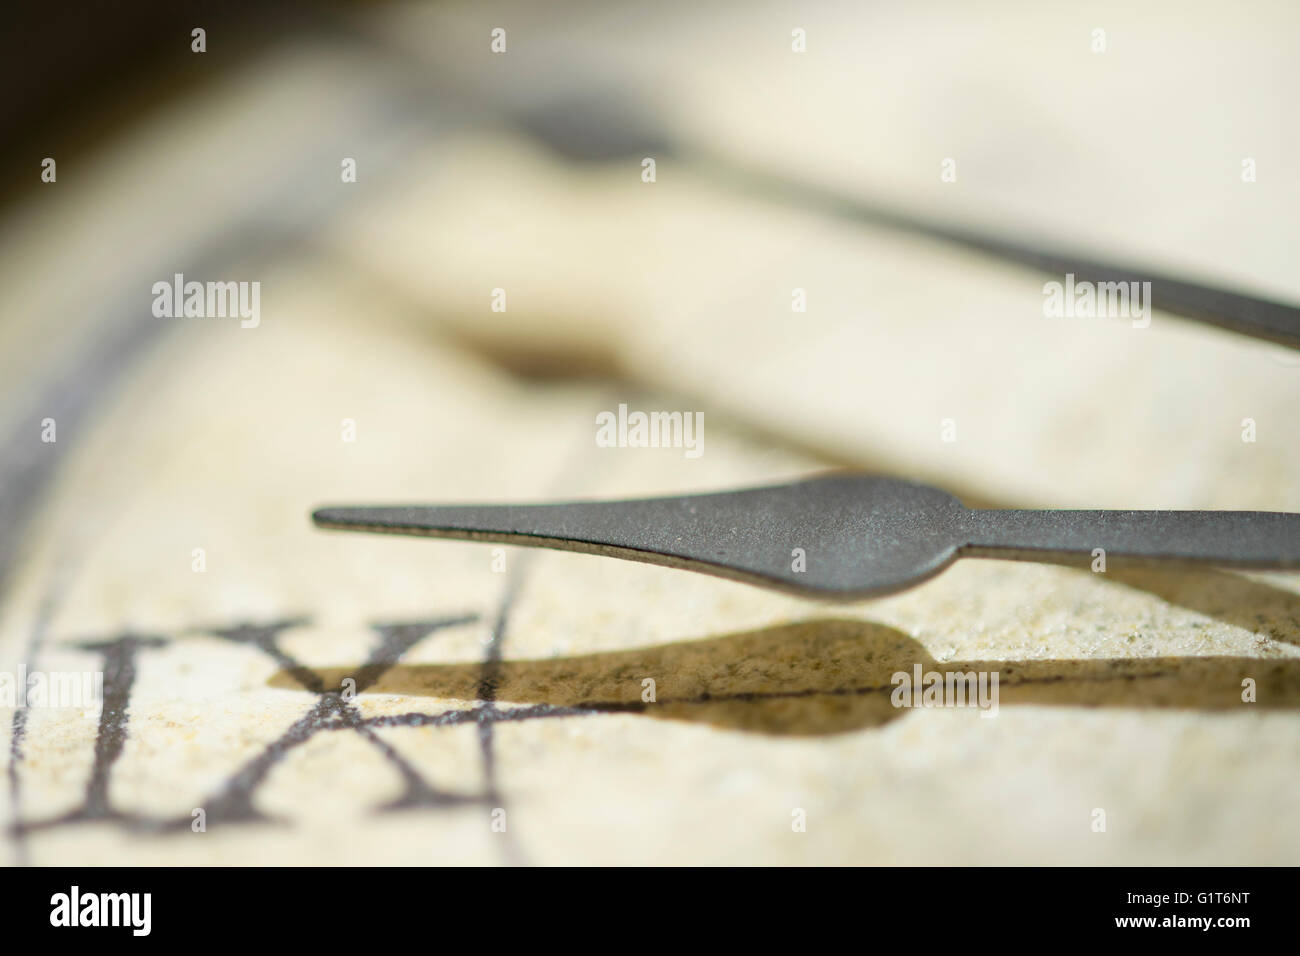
[[1, 1, 1298, 866]]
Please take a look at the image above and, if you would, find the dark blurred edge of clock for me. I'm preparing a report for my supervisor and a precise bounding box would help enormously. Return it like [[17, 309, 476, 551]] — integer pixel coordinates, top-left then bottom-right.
[[0, 0, 365, 210]]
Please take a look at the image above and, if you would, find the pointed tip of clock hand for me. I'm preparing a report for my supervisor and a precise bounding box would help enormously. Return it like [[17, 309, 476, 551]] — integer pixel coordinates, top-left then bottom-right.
[[312, 504, 529, 541]]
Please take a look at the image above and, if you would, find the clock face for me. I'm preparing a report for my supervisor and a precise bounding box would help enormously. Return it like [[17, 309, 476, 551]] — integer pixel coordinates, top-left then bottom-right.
[[2, 1, 1298, 867]]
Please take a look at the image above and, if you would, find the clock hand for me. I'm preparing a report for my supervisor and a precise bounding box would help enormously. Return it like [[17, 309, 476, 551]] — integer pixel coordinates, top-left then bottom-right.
[[960, 507, 1300, 569], [508, 90, 1300, 349], [313, 474, 1300, 600]]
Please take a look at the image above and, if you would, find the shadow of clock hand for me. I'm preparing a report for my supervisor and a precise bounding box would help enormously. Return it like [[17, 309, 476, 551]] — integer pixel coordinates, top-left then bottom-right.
[[268, 618, 1299, 737]]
